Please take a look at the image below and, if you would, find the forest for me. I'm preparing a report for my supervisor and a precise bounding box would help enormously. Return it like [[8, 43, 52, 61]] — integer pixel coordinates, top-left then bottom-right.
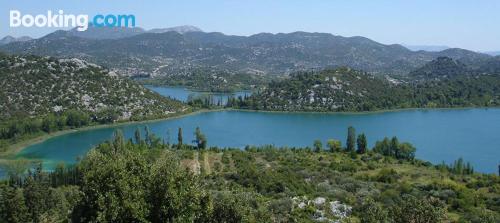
[[225, 68, 500, 112]]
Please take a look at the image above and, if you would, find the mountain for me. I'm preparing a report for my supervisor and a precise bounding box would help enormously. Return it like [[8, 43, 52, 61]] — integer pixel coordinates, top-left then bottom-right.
[[484, 51, 500, 56], [0, 29, 493, 76], [477, 56, 500, 74], [149, 25, 202, 34], [0, 35, 32, 45], [63, 25, 202, 40], [409, 57, 470, 79], [409, 56, 500, 79], [403, 45, 450, 52], [238, 67, 500, 112], [0, 53, 186, 121], [67, 26, 146, 39]]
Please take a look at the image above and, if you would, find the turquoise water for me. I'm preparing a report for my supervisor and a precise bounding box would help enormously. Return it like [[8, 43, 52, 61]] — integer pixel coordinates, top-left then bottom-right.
[[16, 109, 500, 173], [145, 85, 251, 104]]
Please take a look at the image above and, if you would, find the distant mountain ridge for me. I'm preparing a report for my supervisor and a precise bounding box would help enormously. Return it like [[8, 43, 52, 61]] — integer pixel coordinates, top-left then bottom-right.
[[66, 25, 203, 40], [483, 51, 500, 56], [409, 56, 500, 79], [149, 25, 203, 34], [0, 35, 32, 45], [403, 45, 450, 52], [409, 57, 470, 79], [1, 26, 498, 77]]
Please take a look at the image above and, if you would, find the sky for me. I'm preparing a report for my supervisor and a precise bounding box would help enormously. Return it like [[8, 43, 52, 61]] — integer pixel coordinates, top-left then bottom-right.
[[1, 0, 499, 52]]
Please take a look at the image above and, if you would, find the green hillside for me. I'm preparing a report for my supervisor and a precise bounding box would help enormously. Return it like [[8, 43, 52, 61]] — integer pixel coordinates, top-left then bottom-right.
[[236, 67, 500, 112], [0, 53, 188, 154], [0, 53, 186, 121]]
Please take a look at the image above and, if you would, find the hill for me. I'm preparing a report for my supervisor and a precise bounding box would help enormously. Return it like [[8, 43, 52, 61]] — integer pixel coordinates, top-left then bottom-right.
[[403, 44, 450, 52], [66, 25, 203, 40], [139, 67, 271, 92], [0, 36, 32, 45], [235, 67, 500, 111], [0, 53, 186, 121], [409, 57, 470, 79], [0, 27, 495, 77], [243, 68, 407, 111]]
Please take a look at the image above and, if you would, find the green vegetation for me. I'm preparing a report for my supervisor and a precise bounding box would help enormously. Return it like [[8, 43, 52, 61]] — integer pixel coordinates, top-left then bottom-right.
[[0, 53, 186, 121], [3, 29, 499, 76], [0, 53, 188, 155], [228, 67, 500, 112], [409, 57, 469, 79], [1, 127, 498, 222], [373, 137, 416, 160], [140, 68, 271, 92]]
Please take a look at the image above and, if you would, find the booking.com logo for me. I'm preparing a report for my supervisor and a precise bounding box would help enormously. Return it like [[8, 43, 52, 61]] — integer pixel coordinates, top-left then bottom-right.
[[9, 10, 135, 31]]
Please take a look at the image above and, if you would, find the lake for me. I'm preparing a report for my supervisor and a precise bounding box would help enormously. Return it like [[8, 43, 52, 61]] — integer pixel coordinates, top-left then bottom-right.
[[144, 85, 251, 105], [15, 108, 500, 174]]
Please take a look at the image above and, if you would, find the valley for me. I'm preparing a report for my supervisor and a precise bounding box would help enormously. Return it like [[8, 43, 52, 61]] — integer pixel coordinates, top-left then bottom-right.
[[0, 25, 499, 223]]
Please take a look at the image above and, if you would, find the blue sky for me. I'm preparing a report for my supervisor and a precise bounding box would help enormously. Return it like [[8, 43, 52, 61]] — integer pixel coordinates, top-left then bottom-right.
[[1, 0, 499, 51]]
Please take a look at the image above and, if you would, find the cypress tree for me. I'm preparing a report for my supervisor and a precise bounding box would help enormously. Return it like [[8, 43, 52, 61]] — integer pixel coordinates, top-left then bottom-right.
[[134, 127, 142, 144], [346, 126, 356, 152], [357, 133, 367, 154], [177, 127, 183, 149]]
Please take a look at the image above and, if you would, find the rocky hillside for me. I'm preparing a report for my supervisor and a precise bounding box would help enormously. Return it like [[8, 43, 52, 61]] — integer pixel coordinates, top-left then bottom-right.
[[0, 53, 186, 121], [409, 57, 470, 79], [140, 67, 271, 92], [1, 27, 496, 77], [241, 67, 500, 112], [246, 68, 408, 111], [410, 56, 500, 80]]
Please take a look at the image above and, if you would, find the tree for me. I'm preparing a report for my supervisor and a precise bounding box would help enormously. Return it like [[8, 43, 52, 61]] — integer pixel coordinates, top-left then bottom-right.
[[144, 126, 152, 145], [396, 142, 416, 160], [65, 110, 90, 128], [390, 194, 446, 223], [94, 108, 120, 124], [147, 154, 202, 222], [313, 140, 323, 152], [134, 127, 142, 144], [358, 198, 389, 223], [112, 130, 125, 152], [165, 129, 171, 146], [356, 133, 367, 154], [0, 186, 29, 223], [210, 192, 246, 222], [177, 127, 183, 149], [23, 166, 51, 223], [41, 114, 57, 133], [327, 139, 342, 152], [346, 126, 356, 152], [390, 136, 399, 157], [194, 127, 207, 150], [76, 142, 149, 222], [373, 137, 391, 156]]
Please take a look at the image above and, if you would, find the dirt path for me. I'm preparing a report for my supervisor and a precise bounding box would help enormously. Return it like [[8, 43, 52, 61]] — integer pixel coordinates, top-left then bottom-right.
[[193, 152, 201, 175], [203, 152, 211, 174]]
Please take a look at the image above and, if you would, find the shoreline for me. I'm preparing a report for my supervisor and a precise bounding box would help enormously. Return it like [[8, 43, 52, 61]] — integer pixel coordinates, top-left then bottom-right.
[[3, 106, 499, 159], [0, 109, 210, 158], [228, 106, 500, 115], [144, 84, 255, 94]]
